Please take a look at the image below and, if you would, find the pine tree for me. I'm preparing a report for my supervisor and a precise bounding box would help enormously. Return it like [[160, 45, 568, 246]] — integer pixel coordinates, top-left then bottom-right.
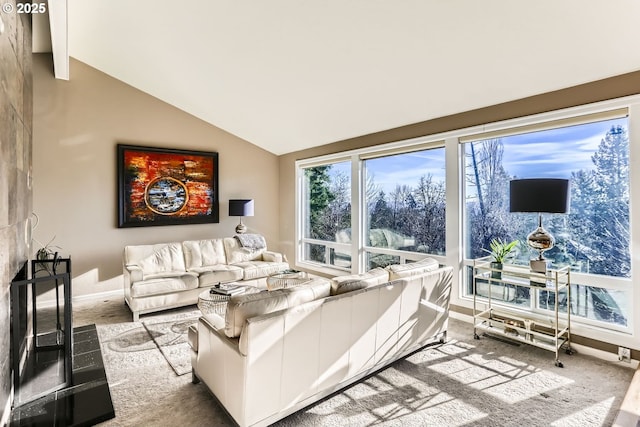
[[370, 191, 392, 230], [588, 125, 630, 276], [304, 166, 335, 239]]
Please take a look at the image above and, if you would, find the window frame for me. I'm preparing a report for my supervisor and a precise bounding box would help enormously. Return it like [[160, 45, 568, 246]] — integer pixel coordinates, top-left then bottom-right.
[[295, 94, 640, 349]]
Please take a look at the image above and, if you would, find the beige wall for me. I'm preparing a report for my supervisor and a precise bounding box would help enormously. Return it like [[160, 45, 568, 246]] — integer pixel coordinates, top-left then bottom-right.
[[278, 70, 640, 265], [33, 55, 280, 296]]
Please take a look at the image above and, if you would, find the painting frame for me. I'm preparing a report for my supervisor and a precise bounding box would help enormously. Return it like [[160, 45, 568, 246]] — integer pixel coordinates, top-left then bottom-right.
[[117, 144, 219, 228]]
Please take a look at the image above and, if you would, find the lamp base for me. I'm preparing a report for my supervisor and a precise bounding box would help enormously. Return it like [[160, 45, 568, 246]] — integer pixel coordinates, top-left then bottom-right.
[[235, 222, 247, 234], [530, 259, 550, 274]]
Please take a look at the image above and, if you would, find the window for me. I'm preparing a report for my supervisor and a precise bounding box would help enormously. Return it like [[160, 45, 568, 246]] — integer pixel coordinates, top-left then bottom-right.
[[300, 161, 352, 270], [298, 145, 445, 273], [462, 115, 630, 327], [296, 97, 638, 341], [363, 148, 446, 268]]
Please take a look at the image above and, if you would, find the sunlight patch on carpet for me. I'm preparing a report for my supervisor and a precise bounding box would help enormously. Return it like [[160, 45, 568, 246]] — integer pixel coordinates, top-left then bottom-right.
[[428, 353, 574, 404], [550, 396, 615, 427]]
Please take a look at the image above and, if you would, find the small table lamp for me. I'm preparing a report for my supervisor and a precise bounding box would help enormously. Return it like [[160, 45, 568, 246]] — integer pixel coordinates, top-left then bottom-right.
[[229, 199, 254, 234], [509, 179, 570, 273]]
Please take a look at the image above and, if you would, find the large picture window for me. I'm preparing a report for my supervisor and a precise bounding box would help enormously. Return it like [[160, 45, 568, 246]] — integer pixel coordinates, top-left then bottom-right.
[[298, 145, 446, 272], [363, 148, 446, 268], [463, 115, 630, 327], [301, 161, 352, 270], [297, 97, 638, 341]]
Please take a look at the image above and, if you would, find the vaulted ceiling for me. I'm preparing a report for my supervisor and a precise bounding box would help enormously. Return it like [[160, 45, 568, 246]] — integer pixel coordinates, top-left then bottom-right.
[[45, 1, 640, 155]]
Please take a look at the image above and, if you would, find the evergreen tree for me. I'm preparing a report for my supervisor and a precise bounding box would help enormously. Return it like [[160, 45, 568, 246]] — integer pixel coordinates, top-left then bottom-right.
[[587, 125, 630, 276], [304, 166, 336, 263], [370, 191, 393, 230], [304, 166, 335, 240]]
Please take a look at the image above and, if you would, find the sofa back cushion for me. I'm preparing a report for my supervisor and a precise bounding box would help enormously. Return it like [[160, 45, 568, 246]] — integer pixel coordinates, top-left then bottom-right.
[[223, 236, 266, 264], [386, 257, 439, 280], [125, 243, 186, 276], [183, 239, 227, 270], [225, 278, 330, 338], [330, 267, 389, 296]]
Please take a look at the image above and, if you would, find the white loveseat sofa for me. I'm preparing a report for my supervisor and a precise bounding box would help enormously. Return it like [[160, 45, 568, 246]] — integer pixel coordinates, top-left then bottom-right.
[[123, 235, 288, 321], [190, 257, 453, 427]]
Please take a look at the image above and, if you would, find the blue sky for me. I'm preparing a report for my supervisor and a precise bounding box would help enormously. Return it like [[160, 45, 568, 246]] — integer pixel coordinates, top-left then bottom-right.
[[501, 117, 627, 179], [330, 117, 627, 194]]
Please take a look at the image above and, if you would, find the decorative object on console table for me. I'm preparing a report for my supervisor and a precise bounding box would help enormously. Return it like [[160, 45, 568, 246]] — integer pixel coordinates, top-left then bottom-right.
[[228, 199, 254, 234], [509, 178, 570, 273], [483, 238, 518, 280], [117, 144, 219, 227]]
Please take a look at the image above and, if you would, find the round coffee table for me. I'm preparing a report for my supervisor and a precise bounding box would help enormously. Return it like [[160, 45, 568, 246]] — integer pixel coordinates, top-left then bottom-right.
[[266, 270, 309, 291], [197, 285, 258, 315]]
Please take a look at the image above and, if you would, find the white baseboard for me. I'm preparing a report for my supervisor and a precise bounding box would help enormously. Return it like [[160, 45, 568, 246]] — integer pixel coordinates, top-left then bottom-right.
[[35, 288, 124, 309], [72, 288, 124, 303]]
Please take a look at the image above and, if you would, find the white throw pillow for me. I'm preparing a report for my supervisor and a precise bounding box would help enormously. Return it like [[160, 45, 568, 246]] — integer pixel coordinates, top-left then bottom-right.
[[137, 243, 186, 276], [183, 239, 227, 270]]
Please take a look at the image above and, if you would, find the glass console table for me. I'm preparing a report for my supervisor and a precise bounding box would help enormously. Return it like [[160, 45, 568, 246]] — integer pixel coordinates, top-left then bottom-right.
[[472, 256, 573, 367]]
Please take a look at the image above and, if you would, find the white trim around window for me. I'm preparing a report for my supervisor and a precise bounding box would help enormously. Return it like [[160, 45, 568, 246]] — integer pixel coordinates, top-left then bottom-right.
[[295, 93, 640, 350]]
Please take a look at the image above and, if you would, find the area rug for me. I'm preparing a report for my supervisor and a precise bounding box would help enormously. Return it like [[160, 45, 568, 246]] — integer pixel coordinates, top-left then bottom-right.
[[82, 296, 634, 426], [142, 312, 199, 375]]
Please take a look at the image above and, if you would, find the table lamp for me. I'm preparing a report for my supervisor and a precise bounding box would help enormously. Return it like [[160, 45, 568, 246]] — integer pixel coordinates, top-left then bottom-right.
[[509, 179, 570, 273], [229, 199, 254, 234]]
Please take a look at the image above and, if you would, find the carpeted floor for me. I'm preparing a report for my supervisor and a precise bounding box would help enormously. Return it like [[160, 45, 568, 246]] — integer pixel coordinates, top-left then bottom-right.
[[142, 313, 199, 375], [73, 294, 634, 426]]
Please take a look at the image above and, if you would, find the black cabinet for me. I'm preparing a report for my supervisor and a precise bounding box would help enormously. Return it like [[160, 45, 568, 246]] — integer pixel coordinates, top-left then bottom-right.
[[10, 257, 72, 406]]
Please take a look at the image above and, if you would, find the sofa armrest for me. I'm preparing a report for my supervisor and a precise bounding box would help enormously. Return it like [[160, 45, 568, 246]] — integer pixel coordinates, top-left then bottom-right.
[[124, 264, 143, 284], [262, 250, 288, 263], [198, 314, 243, 356]]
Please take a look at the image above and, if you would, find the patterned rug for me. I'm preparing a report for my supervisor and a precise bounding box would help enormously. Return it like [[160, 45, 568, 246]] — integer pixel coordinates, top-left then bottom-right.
[[84, 296, 635, 426], [142, 312, 199, 375]]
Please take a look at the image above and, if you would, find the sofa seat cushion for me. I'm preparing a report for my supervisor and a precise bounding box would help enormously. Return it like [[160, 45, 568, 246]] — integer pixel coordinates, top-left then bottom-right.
[[183, 239, 227, 270], [386, 257, 439, 280], [130, 274, 198, 298], [225, 278, 330, 338], [234, 261, 290, 281], [196, 265, 244, 287], [330, 267, 389, 295]]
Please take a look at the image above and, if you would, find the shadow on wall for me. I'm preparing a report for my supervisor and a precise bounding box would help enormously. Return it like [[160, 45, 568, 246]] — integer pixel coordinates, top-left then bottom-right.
[[74, 269, 124, 297], [36, 269, 124, 303]]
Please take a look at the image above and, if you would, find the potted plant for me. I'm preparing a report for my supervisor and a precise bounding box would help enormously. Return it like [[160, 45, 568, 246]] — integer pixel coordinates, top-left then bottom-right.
[[34, 235, 62, 275], [484, 238, 518, 279]]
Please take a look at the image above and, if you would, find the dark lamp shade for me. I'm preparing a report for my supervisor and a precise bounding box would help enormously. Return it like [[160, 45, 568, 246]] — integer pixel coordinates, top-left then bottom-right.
[[510, 179, 570, 213], [229, 199, 254, 217]]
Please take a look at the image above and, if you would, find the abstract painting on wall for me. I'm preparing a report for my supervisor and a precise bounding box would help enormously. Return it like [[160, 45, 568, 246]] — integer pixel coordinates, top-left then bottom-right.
[[117, 144, 219, 227]]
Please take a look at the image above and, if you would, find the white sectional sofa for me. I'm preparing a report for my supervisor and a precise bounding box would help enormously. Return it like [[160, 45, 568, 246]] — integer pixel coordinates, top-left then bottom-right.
[[123, 235, 288, 321], [189, 257, 453, 427]]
